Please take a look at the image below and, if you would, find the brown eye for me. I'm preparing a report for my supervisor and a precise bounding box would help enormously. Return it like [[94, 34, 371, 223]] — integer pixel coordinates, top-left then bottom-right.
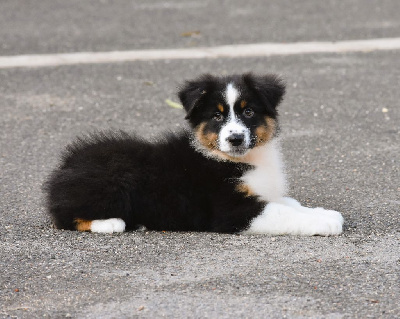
[[214, 112, 224, 121], [243, 107, 254, 118]]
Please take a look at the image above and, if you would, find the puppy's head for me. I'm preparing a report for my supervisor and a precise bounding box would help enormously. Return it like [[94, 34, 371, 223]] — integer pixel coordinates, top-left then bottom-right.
[[178, 73, 285, 160]]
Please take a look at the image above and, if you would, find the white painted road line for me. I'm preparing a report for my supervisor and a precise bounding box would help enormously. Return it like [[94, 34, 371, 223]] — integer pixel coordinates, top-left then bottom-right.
[[1, 37, 400, 69]]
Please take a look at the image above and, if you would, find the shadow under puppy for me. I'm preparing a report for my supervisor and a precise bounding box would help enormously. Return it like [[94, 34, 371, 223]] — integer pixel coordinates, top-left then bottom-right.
[[44, 73, 344, 235]]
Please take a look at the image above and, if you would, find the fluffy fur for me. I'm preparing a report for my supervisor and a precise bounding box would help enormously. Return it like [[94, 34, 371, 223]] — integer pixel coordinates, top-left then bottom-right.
[[44, 73, 344, 235]]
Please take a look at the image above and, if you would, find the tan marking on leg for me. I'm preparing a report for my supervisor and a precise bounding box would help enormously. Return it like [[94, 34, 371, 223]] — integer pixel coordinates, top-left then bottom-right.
[[240, 100, 247, 108], [236, 183, 256, 197], [74, 218, 92, 232], [217, 103, 224, 112], [255, 117, 276, 147], [195, 122, 219, 151]]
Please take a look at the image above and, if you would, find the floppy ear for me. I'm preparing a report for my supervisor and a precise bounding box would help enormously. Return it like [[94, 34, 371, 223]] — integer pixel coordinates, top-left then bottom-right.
[[178, 74, 215, 119], [243, 73, 286, 110]]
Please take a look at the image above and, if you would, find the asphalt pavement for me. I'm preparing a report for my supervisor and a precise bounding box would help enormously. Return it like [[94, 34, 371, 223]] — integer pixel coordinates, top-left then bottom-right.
[[0, 1, 399, 318]]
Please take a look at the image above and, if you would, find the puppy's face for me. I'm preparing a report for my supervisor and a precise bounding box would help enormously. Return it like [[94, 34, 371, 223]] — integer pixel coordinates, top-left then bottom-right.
[[179, 73, 285, 160]]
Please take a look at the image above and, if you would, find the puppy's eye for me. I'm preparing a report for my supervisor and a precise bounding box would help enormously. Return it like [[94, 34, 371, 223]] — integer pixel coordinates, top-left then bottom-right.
[[214, 112, 224, 122], [243, 107, 254, 118]]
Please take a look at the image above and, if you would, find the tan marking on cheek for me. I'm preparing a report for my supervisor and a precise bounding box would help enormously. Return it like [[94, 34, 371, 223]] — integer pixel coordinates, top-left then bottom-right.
[[240, 100, 247, 108], [74, 218, 92, 232], [217, 103, 224, 112], [236, 183, 256, 197], [195, 122, 218, 150], [255, 117, 276, 147]]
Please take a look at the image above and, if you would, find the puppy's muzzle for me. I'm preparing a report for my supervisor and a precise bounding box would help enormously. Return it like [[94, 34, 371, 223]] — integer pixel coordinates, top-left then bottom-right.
[[226, 133, 245, 147]]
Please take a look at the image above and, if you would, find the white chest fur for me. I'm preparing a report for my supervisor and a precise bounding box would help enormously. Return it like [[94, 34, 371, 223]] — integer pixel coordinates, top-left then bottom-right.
[[240, 138, 288, 202]]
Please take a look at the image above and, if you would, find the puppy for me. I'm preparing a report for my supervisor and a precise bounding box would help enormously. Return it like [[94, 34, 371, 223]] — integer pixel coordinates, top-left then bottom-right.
[[44, 73, 344, 235]]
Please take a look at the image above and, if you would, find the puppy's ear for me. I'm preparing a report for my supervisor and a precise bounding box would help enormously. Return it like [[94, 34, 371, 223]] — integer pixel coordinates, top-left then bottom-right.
[[178, 74, 215, 119], [243, 73, 286, 111]]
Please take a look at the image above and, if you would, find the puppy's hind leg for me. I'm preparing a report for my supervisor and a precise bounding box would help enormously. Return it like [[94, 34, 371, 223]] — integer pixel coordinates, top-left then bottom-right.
[[46, 169, 133, 232]]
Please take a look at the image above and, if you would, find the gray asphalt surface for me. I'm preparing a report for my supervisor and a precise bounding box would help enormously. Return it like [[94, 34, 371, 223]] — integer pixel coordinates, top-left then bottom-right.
[[1, 0, 400, 55], [1, 1, 399, 318]]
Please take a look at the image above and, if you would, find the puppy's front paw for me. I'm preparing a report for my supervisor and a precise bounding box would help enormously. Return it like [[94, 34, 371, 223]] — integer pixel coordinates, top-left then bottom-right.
[[313, 208, 344, 224], [303, 211, 344, 236], [289, 204, 344, 235]]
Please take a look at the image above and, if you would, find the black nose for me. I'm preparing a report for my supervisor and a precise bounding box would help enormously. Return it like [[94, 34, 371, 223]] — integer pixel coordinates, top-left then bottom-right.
[[227, 133, 245, 147]]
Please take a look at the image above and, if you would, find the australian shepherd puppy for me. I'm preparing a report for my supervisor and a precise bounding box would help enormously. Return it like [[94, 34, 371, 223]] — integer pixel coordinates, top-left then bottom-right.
[[44, 73, 344, 235]]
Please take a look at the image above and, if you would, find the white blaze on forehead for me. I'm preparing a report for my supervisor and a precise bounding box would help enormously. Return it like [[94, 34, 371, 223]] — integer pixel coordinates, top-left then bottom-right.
[[225, 83, 240, 109], [218, 82, 251, 155], [223, 83, 241, 128]]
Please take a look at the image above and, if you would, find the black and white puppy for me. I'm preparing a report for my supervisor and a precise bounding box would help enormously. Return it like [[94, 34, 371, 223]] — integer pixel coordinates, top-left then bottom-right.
[[44, 73, 344, 235]]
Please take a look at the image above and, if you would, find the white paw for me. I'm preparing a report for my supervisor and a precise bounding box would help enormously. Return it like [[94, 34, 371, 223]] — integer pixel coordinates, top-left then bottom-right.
[[312, 207, 344, 223], [280, 200, 345, 234], [301, 212, 343, 236], [90, 218, 126, 233]]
